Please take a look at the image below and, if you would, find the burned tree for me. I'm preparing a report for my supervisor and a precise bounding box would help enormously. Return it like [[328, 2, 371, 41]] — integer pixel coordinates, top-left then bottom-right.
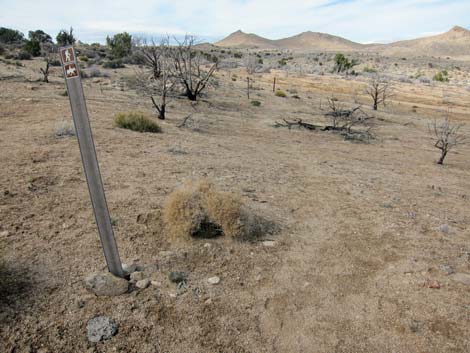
[[133, 37, 176, 120], [324, 98, 373, 133], [365, 76, 392, 111], [39, 42, 57, 83], [429, 115, 466, 165], [134, 38, 164, 80], [170, 35, 218, 101]]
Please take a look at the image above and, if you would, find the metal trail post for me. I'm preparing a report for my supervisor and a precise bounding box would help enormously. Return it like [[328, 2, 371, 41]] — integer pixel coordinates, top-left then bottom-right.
[[247, 77, 250, 99], [60, 46, 124, 278]]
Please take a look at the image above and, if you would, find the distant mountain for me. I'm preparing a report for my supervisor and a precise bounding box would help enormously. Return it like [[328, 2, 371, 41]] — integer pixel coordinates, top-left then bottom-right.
[[215, 27, 470, 57], [215, 30, 361, 51], [275, 31, 362, 51], [377, 26, 470, 57], [215, 30, 278, 49]]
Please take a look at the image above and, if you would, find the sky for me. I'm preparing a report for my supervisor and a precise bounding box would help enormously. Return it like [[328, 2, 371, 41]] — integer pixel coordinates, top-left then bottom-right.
[[0, 0, 469, 44]]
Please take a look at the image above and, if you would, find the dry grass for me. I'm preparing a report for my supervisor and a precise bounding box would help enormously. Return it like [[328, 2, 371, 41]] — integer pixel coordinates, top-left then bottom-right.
[[163, 180, 256, 240], [114, 111, 161, 133]]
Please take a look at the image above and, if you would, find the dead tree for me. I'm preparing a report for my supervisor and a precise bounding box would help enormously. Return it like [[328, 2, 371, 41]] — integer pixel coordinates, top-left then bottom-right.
[[365, 76, 392, 111], [274, 119, 319, 130], [170, 35, 218, 101], [133, 37, 176, 120], [429, 115, 466, 165], [134, 37, 163, 80], [40, 43, 57, 83], [324, 98, 361, 129], [244, 55, 258, 75]]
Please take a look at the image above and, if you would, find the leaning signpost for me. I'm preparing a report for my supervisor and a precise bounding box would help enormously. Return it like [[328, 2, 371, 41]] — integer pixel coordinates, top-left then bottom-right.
[[60, 46, 124, 278]]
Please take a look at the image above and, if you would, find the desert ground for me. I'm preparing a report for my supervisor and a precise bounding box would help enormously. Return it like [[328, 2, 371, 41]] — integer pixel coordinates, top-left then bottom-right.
[[1, 50, 470, 353]]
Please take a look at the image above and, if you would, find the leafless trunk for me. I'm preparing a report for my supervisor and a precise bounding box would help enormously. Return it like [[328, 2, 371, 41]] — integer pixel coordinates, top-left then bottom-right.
[[429, 115, 466, 165], [40, 60, 51, 83], [133, 37, 176, 120], [134, 37, 163, 80], [170, 35, 217, 101], [365, 76, 392, 111]]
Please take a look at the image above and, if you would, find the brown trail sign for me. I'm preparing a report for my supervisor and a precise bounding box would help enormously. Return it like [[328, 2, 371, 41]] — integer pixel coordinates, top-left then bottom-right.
[[60, 46, 124, 278]]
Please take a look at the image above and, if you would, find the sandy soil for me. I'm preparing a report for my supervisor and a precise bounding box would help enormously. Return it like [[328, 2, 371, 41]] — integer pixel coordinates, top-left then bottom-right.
[[1, 58, 469, 353]]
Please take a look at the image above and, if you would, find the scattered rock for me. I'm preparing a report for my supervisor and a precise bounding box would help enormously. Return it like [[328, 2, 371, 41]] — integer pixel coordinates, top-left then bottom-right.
[[84, 273, 129, 296], [439, 224, 450, 234], [0, 230, 9, 237], [130, 271, 144, 282], [203, 243, 212, 248], [207, 276, 221, 285], [451, 273, 470, 285], [169, 292, 178, 298], [122, 263, 138, 275], [136, 279, 150, 289], [262, 240, 276, 247], [204, 298, 212, 305], [87, 316, 118, 343], [169, 271, 187, 284], [426, 280, 441, 289], [440, 265, 455, 275], [150, 280, 161, 287]]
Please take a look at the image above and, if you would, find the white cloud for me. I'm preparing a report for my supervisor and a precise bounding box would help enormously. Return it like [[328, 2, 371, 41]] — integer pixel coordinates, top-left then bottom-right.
[[0, 0, 468, 43]]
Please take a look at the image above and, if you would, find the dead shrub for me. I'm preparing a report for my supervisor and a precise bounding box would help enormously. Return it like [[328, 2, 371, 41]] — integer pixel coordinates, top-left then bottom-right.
[[163, 180, 257, 240]]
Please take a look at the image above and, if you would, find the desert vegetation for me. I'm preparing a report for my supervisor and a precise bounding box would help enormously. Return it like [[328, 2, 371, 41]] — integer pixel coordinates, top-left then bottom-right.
[[1, 23, 470, 353], [114, 111, 162, 133]]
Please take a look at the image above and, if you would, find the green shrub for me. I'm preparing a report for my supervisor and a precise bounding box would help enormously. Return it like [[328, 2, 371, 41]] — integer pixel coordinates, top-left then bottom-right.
[[333, 53, 358, 73], [250, 100, 261, 107], [433, 71, 449, 82], [0, 45, 4, 56], [28, 30, 52, 43], [233, 52, 243, 58], [78, 55, 89, 62], [102, 59, 125, 69], [23, 40, 41, 56], [106, 32, 132, 59], [275, 90, 287, 98], [16, 51, 32, 60], [363, 66, 377, 73], [114, 112, 161, 133], [56, 28, 75, 46], [0, 27, 24, 43]]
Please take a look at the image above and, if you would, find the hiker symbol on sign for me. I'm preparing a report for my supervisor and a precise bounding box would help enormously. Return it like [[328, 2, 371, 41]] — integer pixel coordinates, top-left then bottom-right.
[[61, 47, 74, 63]]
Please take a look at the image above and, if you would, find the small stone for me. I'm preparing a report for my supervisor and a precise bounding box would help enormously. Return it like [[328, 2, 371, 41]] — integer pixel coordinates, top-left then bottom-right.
[[451, 273, 470, 285], [203, 243, 212, 248], [440, 265, 455, 275], [0, 230, 9, 237], [84, 273, 129, 297], [130, 271, 144, 281], [207, 276, 221, 285], [262, 241, 276, 247], [92, 78, 101, 83], [136, 279, 150, 289], [169, 271, 187, 283], [204, 298, 212, 305], [439, 224, 450, 234], [169, 292, 177, 298], [122, 263, 138, 275], [87, 316, 118, 343], [150, 280, 161, 287]]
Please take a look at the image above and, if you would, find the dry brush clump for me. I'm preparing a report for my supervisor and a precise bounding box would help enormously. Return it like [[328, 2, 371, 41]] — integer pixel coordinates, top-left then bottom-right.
[[114, 111, 161, 133], [163, 180, 258, 240]]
